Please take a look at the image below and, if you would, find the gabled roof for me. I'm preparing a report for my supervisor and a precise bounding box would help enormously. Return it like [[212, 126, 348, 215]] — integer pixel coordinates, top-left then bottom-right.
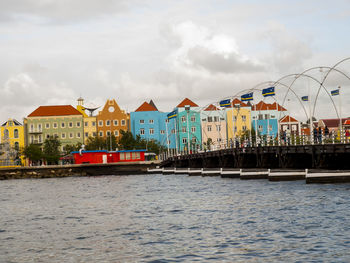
[[252, 101, 287, 111], [230, 98, 249, 108], [28, 105, 82, 117], [280, 115, 299, 123], [344, 120, 350, 125], [1, 119, 22, 126], [177, 98, 199, 108], [135, 102, 158, 112], [149, 100, 158, 111], [204, 104, 219, 111]]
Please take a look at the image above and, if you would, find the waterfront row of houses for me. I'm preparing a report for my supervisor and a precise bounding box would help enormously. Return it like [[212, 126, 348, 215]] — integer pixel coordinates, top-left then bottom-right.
[[1, 96, 349, 165]]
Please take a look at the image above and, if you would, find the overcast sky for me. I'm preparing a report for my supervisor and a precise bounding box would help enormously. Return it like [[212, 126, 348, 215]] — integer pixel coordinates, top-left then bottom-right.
[[1, 0, 350, 123]]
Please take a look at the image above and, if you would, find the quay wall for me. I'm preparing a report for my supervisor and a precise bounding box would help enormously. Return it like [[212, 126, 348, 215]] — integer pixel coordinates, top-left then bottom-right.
[[0, 161, 161, 180]]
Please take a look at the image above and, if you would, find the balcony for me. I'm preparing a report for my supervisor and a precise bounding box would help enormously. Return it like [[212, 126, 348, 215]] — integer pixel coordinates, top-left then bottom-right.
[[28, 129, 42, 134]]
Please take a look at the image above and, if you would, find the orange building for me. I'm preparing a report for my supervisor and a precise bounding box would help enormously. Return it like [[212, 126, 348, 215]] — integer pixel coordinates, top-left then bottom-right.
[[96, 99, 130, 138]]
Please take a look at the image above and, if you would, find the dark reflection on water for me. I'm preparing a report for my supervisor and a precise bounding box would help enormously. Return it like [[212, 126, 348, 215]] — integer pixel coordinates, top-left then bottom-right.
[[0, 174, 350, 262]]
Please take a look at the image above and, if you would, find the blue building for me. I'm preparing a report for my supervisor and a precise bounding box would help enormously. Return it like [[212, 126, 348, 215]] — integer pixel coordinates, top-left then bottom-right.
[[173, 98, 202, 152], [130, 101, 176, 149], [251, 101, 287, 138]]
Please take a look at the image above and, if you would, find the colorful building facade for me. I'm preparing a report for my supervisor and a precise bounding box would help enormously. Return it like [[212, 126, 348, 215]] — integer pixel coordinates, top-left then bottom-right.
[[96, 99, 129, 139], [175, 98, 202, 151], [130, 101, 175, 149], [76, 97, 97, 143], [226, 99, 252, 143], [201, 104, 227, 150], [251, 101, 286, 138], [0, 119, 25, 166], [24, 105, 84, 151]]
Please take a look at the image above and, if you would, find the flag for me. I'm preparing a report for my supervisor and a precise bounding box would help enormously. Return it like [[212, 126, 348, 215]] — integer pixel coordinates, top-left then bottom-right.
[[301, 96, 308, 101], [241, 92, 253, 101], [167, 110, 177, 119], [219, 99, 231, 107], [262, 86, 275, 97], [331, 89, 339, 96]]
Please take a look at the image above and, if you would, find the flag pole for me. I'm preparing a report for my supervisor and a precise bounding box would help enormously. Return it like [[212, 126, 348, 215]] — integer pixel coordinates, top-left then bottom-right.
[[339, 86, 343, 143], [165, 119, 170, 156]]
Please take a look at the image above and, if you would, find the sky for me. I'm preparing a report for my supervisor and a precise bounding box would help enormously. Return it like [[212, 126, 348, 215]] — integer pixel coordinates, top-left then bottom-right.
[[1, 0, 350, 123]]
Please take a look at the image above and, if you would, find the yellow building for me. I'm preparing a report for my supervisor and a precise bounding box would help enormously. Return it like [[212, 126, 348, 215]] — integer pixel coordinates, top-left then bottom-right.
[[76, 97, 98, 143], [226, 99, 252, 142], [0, 119, 25, 166]]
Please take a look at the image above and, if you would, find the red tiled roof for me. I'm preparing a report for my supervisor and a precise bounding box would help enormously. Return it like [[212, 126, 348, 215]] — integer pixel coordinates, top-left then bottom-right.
[[252, 101, 287, 111], [204, 104, 219, 111], [231, 98, 248, 107], [177, 98, 199, 108], [320, 118, 350, 128], [344, 120, 350, 125], [135, 102, 157, 112], [280, 115, 299, 123], [28, 105, 83, 117]]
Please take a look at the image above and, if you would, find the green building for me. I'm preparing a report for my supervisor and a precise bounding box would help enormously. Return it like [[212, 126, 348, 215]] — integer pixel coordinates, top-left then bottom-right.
[[24, 105, 84, 151]]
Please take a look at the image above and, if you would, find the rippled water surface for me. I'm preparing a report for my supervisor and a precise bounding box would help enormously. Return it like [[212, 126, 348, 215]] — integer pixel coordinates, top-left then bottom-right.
[[1, 174, 350, 262]]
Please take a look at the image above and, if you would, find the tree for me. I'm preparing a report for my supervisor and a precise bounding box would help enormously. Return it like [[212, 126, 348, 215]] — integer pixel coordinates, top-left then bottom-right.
[[63, 142, 82, 155], [117, 130, 138, 150], [85, 136, 106, 150], [105, 134, 118, 151], [22, 144, 42, 164], [43, 136, 61, 165]]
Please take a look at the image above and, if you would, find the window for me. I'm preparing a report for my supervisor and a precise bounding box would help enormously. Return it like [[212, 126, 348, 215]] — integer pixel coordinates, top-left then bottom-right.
[[38, 135, 42, 143], [265, 114, 269, 120], [258, 114, 263, 120], [182, 127, 187, 132], [121, 119, 126, 126], [149, 119, 154, 124], [216, 125, 221, 132], [77, 132, 81, 138], [61, 122, 65, 128], [149, 128, 154, 135], [126, 152, 131, 160], [109, 100, 113, 105], [167, 140, 171, 145], [140, 128, 145, 135], [120, 153, 125, 160], [84, 122, 88, 127], [234, 116, 237, 121], [191, 127, 196, 133], [182, 138, 187, 144], [192, 137, 197, 143], [106, 131, 111, 136], [69, 122, 73, 128], [243, 126, 247, 131], [217, 138, 222, 142], [242, 115, 246, 122], [69, 133, 74, 138], [98, 120, 103, 127], [30, 135, 34, 143], [114, 130, 119, 136], [45, 123, 50, 129], [14, 129, 19, 138], [99, 131, 103, 137], [207, 125, 212, 132], [165, 119, 169, 123], [292, 125, 297, 131], [140, 119, 144, 124], [181, 116, 186, 122], [30, 124, 34, 132], [191, 116, 196, 122], [271, 115, 275, 118], [46, 134, 50, 139], [106, 120, 111, 126], [160, 130, 165, 134], [93, 132, 97, 137], [4, 129, 9, 139], [76, 122, 81, 127], [85, 132, 89, 138], [61, 133, 66, 139], [53, 133, 58, 138], [258, 125, 263, 132], [214, 116, 219, 122], [113, 120, 118, 126], [38, 124, 42, 131], [208, 116, 213, 122], [171, 129, 175, 134], [92, 121, 96, 126], [132, 152, 140, 160]]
